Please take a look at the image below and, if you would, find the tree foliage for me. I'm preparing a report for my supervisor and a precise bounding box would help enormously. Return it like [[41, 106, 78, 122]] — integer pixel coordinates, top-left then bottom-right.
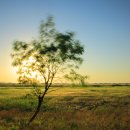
[[11, 16, 84, 123], [65, 69, 88, 86]]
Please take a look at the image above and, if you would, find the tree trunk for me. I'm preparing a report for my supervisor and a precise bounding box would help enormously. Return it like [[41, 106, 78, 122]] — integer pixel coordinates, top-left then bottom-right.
[[28, 95, 43, 125]]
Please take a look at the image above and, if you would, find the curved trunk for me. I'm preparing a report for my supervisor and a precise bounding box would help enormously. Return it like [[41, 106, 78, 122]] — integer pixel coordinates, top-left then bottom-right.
[[28, 95, 43, 124]]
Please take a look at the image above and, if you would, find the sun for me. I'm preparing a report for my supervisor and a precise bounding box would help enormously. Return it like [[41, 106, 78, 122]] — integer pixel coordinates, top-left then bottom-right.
[[28, 56, 36, 63], [21, 56, 43, 82]]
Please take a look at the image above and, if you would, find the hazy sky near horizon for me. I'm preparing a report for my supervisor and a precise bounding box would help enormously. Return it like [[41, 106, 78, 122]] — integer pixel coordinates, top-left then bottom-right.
[[0, 0, 130, 83]]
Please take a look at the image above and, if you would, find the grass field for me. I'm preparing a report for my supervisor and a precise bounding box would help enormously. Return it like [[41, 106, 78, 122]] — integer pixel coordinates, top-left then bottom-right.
[[0, 85, 130, 130]]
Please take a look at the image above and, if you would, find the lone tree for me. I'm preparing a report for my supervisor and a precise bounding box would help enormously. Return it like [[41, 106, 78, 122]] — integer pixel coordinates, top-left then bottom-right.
[[11, 16, 84, 124]]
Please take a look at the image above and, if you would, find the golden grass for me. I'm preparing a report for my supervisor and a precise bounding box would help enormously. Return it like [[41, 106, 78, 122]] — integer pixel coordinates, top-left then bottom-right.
[[0, 85, 130, 129], [0, 85, 130, 98]]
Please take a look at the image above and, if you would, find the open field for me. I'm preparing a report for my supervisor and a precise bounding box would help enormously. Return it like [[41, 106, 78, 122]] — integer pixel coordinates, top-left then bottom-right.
[[0, 85, 130, 130]]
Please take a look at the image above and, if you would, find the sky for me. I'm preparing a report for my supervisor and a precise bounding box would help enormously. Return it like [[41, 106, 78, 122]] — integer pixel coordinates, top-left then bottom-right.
[[0, 0, 130, 83]]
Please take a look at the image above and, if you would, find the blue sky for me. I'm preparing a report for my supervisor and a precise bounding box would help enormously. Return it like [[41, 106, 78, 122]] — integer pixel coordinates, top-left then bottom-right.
[[0, 0, 130, 83]]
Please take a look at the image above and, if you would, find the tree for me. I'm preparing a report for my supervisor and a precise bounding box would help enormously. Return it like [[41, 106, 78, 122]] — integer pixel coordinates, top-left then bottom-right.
[[11, 16, 84, 124], [65, 69, 88, 86]]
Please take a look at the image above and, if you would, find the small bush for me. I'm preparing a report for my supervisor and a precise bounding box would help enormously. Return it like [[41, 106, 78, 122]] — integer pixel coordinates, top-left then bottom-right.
[[4, 115, 13, 123]]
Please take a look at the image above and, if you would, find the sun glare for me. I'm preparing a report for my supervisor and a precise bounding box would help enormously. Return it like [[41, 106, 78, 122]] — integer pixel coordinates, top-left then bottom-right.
[[22, 56, 36, 65], [29, 56, 36, 63], [21, 56, 43, 81]]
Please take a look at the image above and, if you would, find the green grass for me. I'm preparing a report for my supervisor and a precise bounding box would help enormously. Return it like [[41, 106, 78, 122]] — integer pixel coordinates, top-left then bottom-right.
[[0, 85, 130, 129]]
